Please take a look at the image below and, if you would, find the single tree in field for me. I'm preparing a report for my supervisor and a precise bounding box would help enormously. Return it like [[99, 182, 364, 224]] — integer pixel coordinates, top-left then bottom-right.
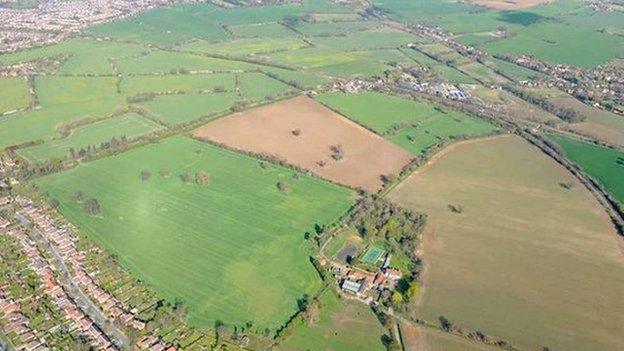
[[159, 167, 170, 178], [84, 198, 101, 216], [195, 171, 211, 185], [277, 180, 289, 192], [140, 169, 151, 182], [291, 128, 302, 136], [72, 190, 83, 202], [330, 144, 344, 160], [179, 171, 190, 183]]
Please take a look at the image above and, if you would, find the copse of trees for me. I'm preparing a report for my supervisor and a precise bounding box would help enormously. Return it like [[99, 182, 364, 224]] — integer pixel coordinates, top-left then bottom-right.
[[83, 198, 101, 216]]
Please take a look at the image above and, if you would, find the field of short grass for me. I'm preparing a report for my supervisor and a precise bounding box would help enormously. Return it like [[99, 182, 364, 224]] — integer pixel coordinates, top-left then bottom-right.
[[116, 50, 259, 74], [316, 92, 497, 155], [229, 22, 297, 38], [0, 76, 122, 149], [181, 37, 309, 56], [136, 92, 237, 125], [18, 113, 163, 163], [120, 73, 235, 96], [389, 135, 624, 351], [35, 135, 355, 329], [0, 77, 29, 114], [546, 133, 624, 205], [238, 73, 296, 101], [278, 291, 387, 351]]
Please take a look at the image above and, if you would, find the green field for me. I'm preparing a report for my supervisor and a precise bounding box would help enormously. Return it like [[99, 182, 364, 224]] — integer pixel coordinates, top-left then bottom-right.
[[0, 77, 29, 114], [116, 51, 259, 74], [121, 73, 235, 96], [36, 136, 355, 329], [230, 22, 297, 38], [390, 135, 624, 351], [0, 76, 122, 149], [136, 93, 237, 125], [238, 73, 296, 101], [316, 92, 497, 154], [181, 37, 309, 56], [546, 133, 624, 205], [361, 246, 384, 264], [279, 291, 386, 351], [18, 113, 163, 163]]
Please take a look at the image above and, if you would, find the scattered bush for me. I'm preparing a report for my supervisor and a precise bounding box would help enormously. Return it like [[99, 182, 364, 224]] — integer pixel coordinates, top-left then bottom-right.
[[84, 198, 101, 216]]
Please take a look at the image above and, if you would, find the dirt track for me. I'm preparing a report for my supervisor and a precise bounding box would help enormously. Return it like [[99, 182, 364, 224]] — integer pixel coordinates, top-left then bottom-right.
[[193, 95, 413, 191]]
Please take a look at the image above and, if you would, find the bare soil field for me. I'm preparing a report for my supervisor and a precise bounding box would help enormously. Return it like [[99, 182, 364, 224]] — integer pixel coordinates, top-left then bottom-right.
[[471, 0, 551, 10], [401, 323, 499, 351], [193, 95, 413, 191], [389, 135, 624, 351]]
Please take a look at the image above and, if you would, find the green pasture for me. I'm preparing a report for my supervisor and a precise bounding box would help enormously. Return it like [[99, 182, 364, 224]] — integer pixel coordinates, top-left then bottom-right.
[[311, 28, 421, 51], [482, 22, 624, 68], [0, 77, 29, 114], [238, 73, 296, 101], [121, 73, 235, 96], [279, 291, 386, 351], [18, 113, 163, 163], [116, 50, 259, 74], [0, 39, 146, 75], [36, 136, 355, 329], [261, 67, 329, 89], [316, 92, 497, 155], [457, 62, 509, 84], [293, 20, 383, 37], [181, 37, 309, 56], [0, 76, 122, 149], [136, 92, 237, 125], [401, 49, 477, 84], [546, 133, 624, 205], [487, 58, 540, 82], [229, 22, 297, 38]]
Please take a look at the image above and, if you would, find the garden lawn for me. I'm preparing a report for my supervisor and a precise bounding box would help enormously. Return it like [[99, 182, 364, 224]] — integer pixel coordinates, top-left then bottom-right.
[[546, 133, 624, 205], [18, 113, 163, 163], [35, 136, 355, 329]]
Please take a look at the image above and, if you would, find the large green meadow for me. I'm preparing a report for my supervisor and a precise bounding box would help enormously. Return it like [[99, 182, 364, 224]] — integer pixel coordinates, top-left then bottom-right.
[[547, 133, 624, 205], [316, 92, 497, 155], [36, 136, 355, 329], [0, 77, 29, 114]]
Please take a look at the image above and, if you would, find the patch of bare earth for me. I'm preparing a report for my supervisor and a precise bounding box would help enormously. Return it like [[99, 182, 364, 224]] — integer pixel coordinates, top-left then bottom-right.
[[472, 0, 551, 10], [193, 95, 413, 191]]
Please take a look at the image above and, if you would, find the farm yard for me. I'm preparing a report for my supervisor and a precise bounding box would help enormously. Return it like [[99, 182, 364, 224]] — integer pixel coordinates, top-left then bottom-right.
[[389, 135, 624, 351], [35, 136, 355, 329], [193, 96, 414, 191]]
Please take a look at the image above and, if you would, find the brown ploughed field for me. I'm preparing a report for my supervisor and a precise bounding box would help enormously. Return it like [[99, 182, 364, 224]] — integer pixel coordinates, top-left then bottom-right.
[[193, 95, 413, 191]]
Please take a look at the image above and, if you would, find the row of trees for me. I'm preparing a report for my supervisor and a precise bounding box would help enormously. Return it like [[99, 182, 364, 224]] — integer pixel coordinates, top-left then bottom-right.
[[503, 84, 587, 123]]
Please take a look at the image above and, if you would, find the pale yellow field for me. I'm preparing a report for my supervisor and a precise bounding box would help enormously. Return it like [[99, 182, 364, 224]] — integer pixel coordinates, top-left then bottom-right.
[[390, 135, 624, 351]]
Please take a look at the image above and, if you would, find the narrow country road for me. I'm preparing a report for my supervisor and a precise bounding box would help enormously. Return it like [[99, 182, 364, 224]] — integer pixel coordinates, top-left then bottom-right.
[[14, 213, 130, 348]]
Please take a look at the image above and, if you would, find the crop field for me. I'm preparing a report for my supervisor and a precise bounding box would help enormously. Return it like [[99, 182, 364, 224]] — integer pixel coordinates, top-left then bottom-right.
[[136, 92, 237, 126], [0, 77, 29, 114], [401, 323, 500, 351], [316, 92, 497, 155], [279, 291, 386, 351], [389, 135, 624, 351], [120, 73, 236, 96], [546, 133, 624, 205], [193, 95, 413, 191], [35, 135, 355, 329], [17, 113, 163, 163]]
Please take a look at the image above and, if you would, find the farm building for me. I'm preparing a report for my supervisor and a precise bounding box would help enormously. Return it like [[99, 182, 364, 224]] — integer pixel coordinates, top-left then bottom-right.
[[341, 280, 363, 294]]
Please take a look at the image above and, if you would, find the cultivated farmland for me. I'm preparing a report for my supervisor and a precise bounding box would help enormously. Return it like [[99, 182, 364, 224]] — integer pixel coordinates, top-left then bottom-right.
[[35, 136, 355, 329], [389, 135, 624, 351], [193, 95, 413, 191]]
